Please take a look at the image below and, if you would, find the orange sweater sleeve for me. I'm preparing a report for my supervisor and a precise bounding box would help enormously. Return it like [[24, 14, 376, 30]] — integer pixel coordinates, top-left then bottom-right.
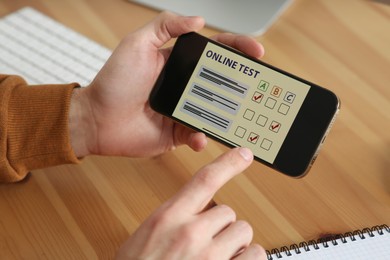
[[0, 74, 80, 183]]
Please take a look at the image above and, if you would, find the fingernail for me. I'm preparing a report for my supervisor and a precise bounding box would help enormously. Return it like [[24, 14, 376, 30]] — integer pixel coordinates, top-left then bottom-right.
[[238, 147, 253, 161]]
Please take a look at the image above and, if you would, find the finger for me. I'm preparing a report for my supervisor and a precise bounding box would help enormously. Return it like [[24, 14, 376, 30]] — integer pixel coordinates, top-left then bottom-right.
[[187, 132, 208, 152], [141, 11, 205, 48], [233, 244, 267, 260], [172, 147, 253, 213], [212, 220, 254, 259], [173, 124, 208, 152], [198, 204, 237, 238], [160, 28, 264, 62], [211, 33, 265, 59]]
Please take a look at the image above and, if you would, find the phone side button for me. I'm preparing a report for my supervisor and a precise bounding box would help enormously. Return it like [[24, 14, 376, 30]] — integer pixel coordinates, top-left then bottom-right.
[[311, 155, 318, 165]]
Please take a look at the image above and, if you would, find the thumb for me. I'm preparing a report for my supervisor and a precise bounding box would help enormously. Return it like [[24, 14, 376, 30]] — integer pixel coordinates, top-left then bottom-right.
[[139, 11, 205, 48]]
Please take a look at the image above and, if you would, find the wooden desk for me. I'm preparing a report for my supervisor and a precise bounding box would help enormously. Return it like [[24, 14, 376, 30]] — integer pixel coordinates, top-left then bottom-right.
[[1, 0, 389, 259]]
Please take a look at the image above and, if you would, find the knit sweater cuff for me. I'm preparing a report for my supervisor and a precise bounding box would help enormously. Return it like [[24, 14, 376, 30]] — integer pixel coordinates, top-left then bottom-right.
[[1, 75, 80, 182]]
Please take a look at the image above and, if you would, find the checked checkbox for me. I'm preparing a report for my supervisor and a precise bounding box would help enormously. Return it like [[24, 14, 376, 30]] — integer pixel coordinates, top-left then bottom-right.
[[252, 91, 263, 103], [247, 132, 260, 144], [270, 121, 281, 133]]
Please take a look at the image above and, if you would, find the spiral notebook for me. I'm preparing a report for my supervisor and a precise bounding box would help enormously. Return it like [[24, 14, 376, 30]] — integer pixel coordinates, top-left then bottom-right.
[[266, 224, 389, 260]]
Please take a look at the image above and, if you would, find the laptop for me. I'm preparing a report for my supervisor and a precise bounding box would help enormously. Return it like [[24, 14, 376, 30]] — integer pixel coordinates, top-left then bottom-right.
[[130, 0, 293, 36]]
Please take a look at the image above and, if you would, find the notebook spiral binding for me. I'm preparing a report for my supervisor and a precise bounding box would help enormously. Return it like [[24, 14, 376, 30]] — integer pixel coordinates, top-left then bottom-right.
[[266, 224, 389, 259]]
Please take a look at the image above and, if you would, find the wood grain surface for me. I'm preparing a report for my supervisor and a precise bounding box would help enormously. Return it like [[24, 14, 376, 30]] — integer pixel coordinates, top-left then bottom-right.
[[0, 0, 389, 259]]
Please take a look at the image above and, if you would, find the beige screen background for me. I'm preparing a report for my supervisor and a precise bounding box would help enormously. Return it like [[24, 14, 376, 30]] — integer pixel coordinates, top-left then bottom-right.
[[173, 42, 310, 163]]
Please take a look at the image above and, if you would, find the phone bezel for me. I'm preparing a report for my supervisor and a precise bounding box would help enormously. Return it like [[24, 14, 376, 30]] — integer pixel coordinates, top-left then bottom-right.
[[150, 32, 340, 177]]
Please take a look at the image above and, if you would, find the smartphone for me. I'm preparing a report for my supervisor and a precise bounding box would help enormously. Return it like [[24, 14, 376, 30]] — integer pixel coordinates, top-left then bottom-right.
[[149, 32, 340, 177]]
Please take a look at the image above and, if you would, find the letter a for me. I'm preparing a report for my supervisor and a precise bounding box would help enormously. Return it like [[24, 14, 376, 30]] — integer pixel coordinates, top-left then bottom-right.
[[257, 80, 269, 92]]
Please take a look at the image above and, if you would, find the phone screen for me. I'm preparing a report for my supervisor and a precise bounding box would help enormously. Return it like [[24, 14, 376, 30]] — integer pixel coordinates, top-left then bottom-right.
[[150, 32, 339, 177], [172, 42, 311, 164]]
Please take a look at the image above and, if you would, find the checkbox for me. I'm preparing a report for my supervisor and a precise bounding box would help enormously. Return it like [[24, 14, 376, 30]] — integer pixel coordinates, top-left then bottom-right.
[[261, 138, 272, 150], [235, 126, 247, 138], [256, 114, 268, 126], [278, 103, 290, 115], [270, 121, 281, 133], [252, 91, 263, 103], [243, 109, 255, 121], [247, 132, 259, 144], [265, 97, 277, 109]]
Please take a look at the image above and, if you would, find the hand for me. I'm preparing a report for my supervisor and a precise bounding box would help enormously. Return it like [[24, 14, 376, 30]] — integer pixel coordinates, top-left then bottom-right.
[[115, 147, 266, 260], [69, 12, 264, 158]]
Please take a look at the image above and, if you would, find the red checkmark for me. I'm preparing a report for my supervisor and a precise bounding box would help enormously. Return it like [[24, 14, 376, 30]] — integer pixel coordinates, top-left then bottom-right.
[[248, 133, 259, 143], [271, 123, 280, 130], [253, 93, 263, 101], [270, 122, 281, 132]]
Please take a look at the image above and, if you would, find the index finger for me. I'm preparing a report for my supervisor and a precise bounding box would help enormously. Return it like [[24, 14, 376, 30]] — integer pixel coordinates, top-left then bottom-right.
[[171, 147, 253, 213], [211, 33, 265, 59]]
